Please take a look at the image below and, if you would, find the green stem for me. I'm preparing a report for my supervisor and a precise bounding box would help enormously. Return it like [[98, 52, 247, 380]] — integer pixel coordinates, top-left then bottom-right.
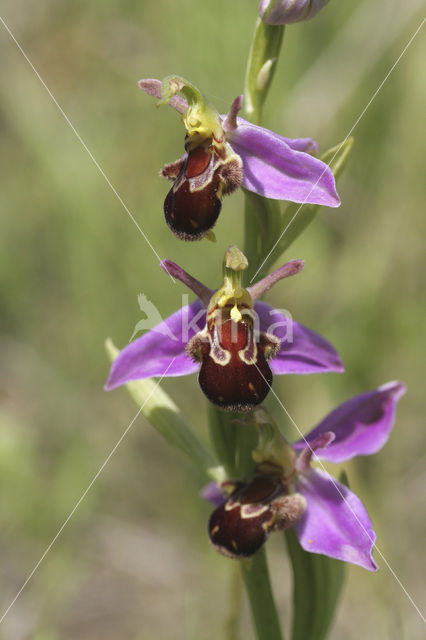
[[234, 415, 257, 478], [243, 190, 283, 282], [244, 19, 284, 126], [243, 191, 265, 279], [243, 18, 285, 280], [207, 405, 257, 480], [224, 564, 244, 640], [241, 550, 284, 640], [222, 17, 289, 640], [207, 403, 238, 477]]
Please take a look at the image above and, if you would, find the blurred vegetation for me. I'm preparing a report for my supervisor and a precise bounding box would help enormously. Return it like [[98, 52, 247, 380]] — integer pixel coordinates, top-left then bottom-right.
[[0, 0, 425, 638]]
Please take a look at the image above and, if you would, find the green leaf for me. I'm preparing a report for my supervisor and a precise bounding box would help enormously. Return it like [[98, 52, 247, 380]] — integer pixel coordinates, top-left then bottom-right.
[[321, 137, 354, 179], [260, 137, 354, 276], [285, 529, 345, 640], [284, 471, 349, 640], [105, 339, 215, 471]]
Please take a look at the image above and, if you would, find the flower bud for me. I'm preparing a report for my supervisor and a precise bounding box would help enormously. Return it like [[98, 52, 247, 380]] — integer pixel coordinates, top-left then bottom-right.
[[259, 0, 330, 25]]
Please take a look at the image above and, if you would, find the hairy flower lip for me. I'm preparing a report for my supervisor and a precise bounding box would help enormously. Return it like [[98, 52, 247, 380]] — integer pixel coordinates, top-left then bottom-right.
[[161, 143, 244, 241], [163, 164, 223, 241], [203, 381, 406, 569], [208, 476, 306, 559], [187, 309, 280, 411]]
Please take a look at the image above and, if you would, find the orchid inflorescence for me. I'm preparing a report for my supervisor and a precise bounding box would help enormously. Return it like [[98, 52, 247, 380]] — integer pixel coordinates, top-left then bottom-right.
[[105, 3, 405, 637]]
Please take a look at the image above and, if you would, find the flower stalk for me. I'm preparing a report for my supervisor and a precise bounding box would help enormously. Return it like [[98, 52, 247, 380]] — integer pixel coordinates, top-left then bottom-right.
[[206, 403, 239, 478], [237, 17, 287, 632], [243, 17, 285, 271], [241, 550, 284, 640]]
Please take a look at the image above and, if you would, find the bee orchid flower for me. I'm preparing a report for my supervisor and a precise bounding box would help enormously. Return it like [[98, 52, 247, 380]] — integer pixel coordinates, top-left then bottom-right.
[[106, 247, 343, 411], [203, 381, 406, 570], [139, 76, 340, 240]]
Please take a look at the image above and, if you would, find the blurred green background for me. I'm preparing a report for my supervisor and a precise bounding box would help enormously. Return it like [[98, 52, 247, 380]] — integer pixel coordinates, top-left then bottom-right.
[[0, 0, 425, 638]]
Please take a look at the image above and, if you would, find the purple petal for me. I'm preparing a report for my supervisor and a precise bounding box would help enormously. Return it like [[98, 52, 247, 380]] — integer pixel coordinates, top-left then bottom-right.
[[247, 259, 305, 302], [200, 482, 226, 507], [105, 299, 205, 389], [227, 118, 340, 207], [160, 259, 213, 306], [280, 137, 319, 154], [295, 432, 335, 472], [295, 469, 377, 571], [222, 96, 243, 132], [255, 302, 344, 374], [293, 382, 406, 463]]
